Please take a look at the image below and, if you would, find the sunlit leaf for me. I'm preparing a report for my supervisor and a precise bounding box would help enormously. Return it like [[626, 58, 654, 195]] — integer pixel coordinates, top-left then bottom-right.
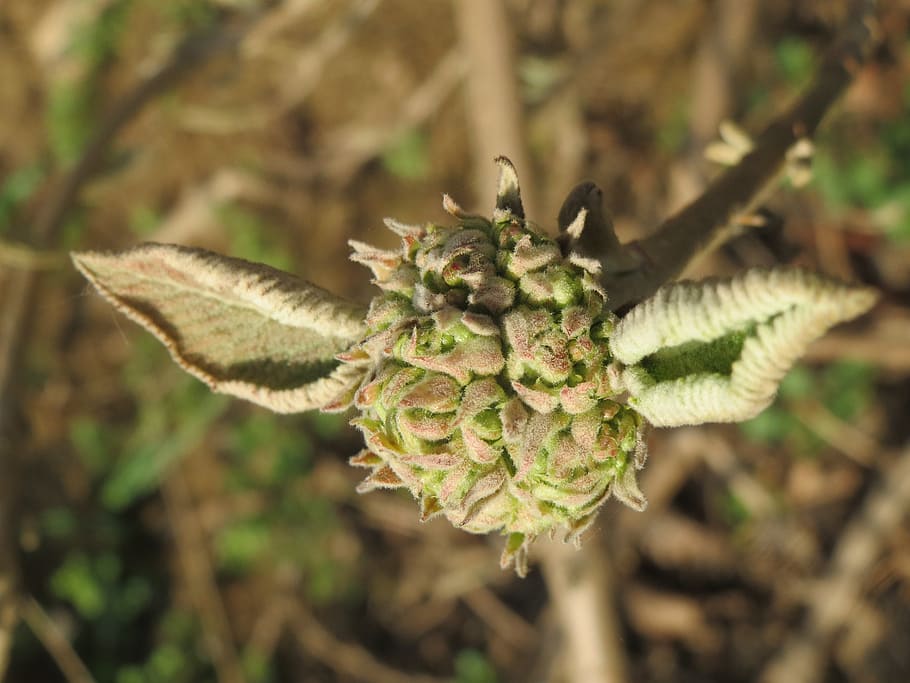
[[73, 243, 368, 413], [609, 268, 877, 427]]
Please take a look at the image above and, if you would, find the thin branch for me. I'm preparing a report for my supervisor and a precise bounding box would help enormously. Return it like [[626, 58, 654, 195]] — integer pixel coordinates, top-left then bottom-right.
[[163, 468, 247, 683], [20, 596, 98, 683], [0, 472, 19, 678], [600, 0, 878, 311], [462, 587, 538, 651], [453, 0, 537, 216], [539, 536, 629, 683], [291, 603, 447, 683], [0, 240, 64, 270]]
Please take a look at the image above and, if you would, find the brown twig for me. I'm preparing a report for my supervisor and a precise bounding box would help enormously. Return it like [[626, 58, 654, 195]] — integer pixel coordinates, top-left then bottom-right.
[[539, 536, 629, 683], [0, 240, 64, 270], [20, 596, 98, 683], [453, 0, 537, 216], [462, 587, 538, 651], [291, 603, 447, 683], [600, 0, 878, 310], [163, 467, 247, 683]]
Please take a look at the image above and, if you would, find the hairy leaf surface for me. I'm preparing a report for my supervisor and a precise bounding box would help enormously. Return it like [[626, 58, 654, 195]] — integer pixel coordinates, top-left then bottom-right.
[[73, 243, 368, 413], [609, 268, 877, 426]]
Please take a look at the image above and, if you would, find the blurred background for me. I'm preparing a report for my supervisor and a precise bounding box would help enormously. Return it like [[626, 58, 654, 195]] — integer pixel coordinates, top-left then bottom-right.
[[1, 0, 909, 681]]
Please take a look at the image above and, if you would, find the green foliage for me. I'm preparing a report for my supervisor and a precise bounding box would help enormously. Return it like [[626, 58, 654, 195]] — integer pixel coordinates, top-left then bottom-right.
[[129, 205, 163, 237], [41, 506, 79, 540], [0, 163, 45, 234], [519, 55, 567, 104], [719, 491, 752, 527], [656, 97, 691, 154], [217, 203, 295, 271], [739, 361, 875, 454], [454, 649, 500, 683], [48, 0, 134, 164], [774, 37, 816, 88], [51, 553, 107, 619], [114, 610, 216, 683], [70, 415, 118, 475], [217, 411, 359, 604], [813, 80, 910, 241], [102, 379, 230, 510], [382, 129, 430, 180], [159, 0, 219, 30], [241, 647, 275, 683]]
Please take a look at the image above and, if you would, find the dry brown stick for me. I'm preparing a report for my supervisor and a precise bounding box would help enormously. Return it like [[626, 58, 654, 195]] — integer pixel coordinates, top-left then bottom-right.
[[182, 0, 382, 134], [805, 331, 910, 373], [163, 468, 247, 683], [0, 18, 259, 679], [0, 240, 64, 270], [291, 604, 447, 683], [20, 596, 98, 683], [324, 47, 467, 183], [760, 442, 910, 683], [601, 0, 877, 311], [462, 587, 538, 651], [0, 480, 20, 679], [539, 536, 628, 683], [453, 0, 536, 216]]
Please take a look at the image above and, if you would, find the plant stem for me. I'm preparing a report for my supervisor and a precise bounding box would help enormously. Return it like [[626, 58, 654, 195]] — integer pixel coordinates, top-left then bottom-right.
[[600, 0, 878, 311], [540, 536, 629, 683]]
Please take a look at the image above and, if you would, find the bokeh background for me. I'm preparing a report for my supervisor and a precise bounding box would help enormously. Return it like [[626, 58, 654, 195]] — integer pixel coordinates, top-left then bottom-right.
[[1, 1, 909, 681]]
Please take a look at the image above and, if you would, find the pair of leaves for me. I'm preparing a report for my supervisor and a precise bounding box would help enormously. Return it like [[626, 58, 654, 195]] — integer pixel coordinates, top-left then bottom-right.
[[74, 245, 876, 429]]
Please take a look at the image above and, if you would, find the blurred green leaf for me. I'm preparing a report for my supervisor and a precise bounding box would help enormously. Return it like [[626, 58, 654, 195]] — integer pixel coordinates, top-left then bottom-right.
[[0, 164, 44, 234], [519, 55, 565, 103], [49, 83, 96, 165], [47, 0, 133, 164], [382, 129, 430, 180], [215, 518, 270, 574], [70, 417, 115, 474], [41, 507, 78, 539], [149, 643, 186, 680], [102, 384, 230, 510], [129, 205, 162, 237], [656, 97, 691, 154], [217, 203, 294, 271], [775, 37, 815, 87], [778, 365, 814, 400], [739, 407, 793, 444], [820, 360, 874, 420], [719, 492, 751, 527], [454, 649, 499, 683], [242, 648, 274, 683], [51, 554, 106, 619], [307, 411, 349, 440]]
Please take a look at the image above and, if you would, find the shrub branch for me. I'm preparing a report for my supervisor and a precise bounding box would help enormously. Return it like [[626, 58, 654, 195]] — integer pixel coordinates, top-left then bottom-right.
[[600, 0, 878, 311]]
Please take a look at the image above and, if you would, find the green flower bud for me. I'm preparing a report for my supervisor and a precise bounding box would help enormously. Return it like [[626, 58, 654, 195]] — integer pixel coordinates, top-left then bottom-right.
[[343, 158, 647, 576]]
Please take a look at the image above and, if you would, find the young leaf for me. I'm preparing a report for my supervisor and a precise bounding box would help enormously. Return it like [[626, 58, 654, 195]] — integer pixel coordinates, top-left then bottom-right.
[[73, 243, 369, 413], [609, 267, 877, 427]]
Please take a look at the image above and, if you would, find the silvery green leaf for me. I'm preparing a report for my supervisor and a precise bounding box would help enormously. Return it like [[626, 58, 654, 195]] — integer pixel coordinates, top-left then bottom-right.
[[609, 268, 877, 427], [73, 243, 368, 413]]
